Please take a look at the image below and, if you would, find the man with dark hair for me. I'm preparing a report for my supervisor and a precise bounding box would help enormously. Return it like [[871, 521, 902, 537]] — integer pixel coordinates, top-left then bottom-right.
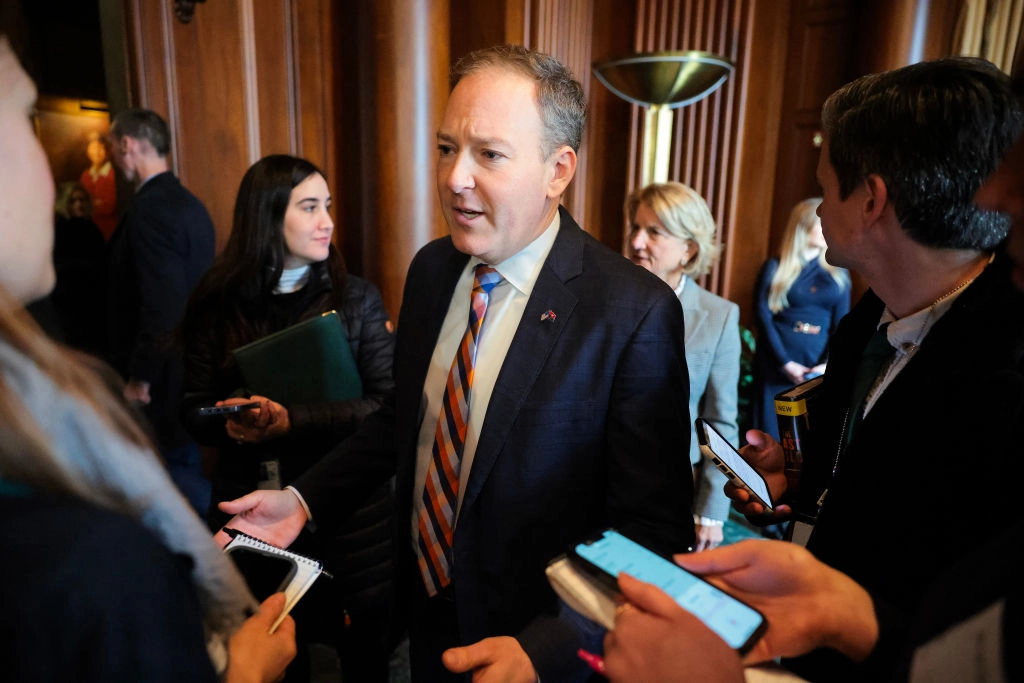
[[600, 69, 1024, 683], [727, 57, 1024, 681], [219, 44, 694, 682], [105, 107, 215, 515]]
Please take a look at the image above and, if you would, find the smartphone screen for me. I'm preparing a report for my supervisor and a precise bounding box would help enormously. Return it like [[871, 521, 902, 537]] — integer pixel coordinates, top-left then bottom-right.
[[696, 418, 774, 509], [572, 529, 766, 652]]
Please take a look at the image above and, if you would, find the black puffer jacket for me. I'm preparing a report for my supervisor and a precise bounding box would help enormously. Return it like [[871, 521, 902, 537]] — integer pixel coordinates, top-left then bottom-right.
[[180, 266, 395, 626]]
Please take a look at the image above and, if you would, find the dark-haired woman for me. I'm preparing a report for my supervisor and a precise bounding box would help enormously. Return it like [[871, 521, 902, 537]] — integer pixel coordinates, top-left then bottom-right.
[[181, 154, 395, 682]]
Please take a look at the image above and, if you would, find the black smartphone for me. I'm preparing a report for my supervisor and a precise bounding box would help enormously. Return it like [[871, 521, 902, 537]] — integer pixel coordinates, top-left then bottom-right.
[[570, 529, 767, 654], [197, 401, 261, 417], [226, 545, 296, 601], [695, 417, 775, 511]]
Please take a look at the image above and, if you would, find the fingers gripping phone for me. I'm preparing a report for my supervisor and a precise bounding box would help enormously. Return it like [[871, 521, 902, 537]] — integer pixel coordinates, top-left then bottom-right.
[[197, 401, 261, 417], [696, 418, 775, 511], [570, 529, 767, 653]]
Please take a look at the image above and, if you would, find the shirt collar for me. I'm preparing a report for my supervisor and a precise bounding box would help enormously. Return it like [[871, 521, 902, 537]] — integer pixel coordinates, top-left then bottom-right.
[[673, 274, 688, 298], [880, 280, 975, 352], [468, 211, 560, 297]]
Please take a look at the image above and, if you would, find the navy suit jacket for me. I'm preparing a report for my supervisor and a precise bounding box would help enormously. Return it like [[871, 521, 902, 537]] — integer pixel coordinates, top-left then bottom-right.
[[105, 171, 215, 448], [295, 207, 694, 680]]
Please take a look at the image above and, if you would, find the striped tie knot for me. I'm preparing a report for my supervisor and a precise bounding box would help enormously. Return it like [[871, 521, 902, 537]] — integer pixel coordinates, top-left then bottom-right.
[[474, 264, 502, 295]]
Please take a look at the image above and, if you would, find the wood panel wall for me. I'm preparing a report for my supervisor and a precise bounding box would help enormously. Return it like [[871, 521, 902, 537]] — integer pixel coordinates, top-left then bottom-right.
[[117, 0, 969, 327], [624, 0, 769, 308], [121, 0, 337, 251], [768, 0, 860, 263], [448, 0, 793, 323]]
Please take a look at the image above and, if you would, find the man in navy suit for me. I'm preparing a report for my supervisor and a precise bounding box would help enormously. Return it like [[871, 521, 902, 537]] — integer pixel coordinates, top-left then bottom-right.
[[105, 108, 215, 515], [219, 45, 694, 682]]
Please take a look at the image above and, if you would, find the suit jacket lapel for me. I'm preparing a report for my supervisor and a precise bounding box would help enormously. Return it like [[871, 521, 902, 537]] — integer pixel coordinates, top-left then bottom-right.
[[460, 208, 583, 512], [397, 242, 468, 484], [680, 282, 707, 345]]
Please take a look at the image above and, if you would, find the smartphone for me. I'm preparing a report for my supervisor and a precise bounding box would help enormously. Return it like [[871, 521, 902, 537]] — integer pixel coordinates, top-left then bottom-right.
[[197, 401, 261, 417], [695, 417, 775, 511], [226, 545, 296, 601], [570, 529, 767, 653]]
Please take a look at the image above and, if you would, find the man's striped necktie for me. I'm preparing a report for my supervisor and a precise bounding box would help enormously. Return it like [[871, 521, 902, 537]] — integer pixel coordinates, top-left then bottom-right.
[[417, 264, 503, 595]]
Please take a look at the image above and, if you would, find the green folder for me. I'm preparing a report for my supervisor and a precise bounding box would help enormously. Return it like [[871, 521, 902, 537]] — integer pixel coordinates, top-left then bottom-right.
[[231, 310, 362, 405]]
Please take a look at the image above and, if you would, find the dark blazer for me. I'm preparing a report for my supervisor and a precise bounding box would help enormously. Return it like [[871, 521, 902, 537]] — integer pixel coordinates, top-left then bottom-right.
[[180, 269, 397, 650], [105, 171, 215, 448], [295, 207, 695, 681], [0, 493, 216, 682], [786, 252, 1024, 681]]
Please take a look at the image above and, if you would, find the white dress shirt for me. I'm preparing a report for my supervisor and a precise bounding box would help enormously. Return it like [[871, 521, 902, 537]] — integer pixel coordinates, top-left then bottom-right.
[[864, 279, 974, 416], [410, 213, 561, 547]]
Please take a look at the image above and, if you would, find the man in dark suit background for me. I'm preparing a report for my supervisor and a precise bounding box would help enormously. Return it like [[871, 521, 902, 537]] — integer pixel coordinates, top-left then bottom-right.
[[105, 108, 215, 515], [219, 45, 694, 682]]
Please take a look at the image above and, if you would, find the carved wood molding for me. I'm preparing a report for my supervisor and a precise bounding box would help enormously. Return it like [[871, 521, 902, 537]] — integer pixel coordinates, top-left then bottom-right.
[[174, 0, 206, 24]]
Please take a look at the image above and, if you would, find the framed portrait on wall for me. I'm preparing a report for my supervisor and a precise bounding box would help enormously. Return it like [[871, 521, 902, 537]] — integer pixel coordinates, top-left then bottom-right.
[[34, 95, 119, 240]]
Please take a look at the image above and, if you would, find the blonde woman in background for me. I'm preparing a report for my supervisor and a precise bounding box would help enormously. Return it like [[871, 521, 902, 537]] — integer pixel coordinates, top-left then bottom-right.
[[751, 198, 850, 441], [627, 182, 740, 551], [0, 37, 294, 682]]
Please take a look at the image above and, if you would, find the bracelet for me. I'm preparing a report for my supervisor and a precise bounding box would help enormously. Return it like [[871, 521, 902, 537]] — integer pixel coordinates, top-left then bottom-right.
[[693, 514, 724, 527]]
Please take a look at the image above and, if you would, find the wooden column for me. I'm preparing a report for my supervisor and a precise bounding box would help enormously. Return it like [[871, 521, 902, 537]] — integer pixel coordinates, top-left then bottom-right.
[[355, 0, 450, 323], [857, 0, 935, 73]]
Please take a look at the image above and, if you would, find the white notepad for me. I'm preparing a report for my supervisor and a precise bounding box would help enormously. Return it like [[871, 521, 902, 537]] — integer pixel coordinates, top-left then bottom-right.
[[223, 528, 329, 633], [545, 554, 618, 630]]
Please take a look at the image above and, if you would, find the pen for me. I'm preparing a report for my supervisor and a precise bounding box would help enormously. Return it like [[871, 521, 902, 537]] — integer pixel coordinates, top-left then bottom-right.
[[577, 648, 605, 675]]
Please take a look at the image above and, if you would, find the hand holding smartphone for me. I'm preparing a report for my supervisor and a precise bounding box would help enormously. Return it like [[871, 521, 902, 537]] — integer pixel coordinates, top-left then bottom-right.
[[696, 418, 775, 511], [569, 529, 767, 653], [197, 401, 261, 417]]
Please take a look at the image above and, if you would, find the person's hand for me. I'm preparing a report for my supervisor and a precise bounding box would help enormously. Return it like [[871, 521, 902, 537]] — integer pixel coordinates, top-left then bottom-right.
[[123, 378, 151, 404], [224, 396, 291, 444], [694, 522, 724, 551], [782, 361, 810, 385], [215, 489, 307, 549], [725, 430, 791, 520], [808, 363, 827, 378], [676, 539, 879, 663], [604, 573, 744, 683], [225, 593, 297, 683], [442, 636, 537, 683]]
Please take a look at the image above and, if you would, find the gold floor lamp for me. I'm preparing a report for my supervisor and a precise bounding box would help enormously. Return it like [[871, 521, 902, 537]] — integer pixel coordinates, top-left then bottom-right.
[[593, 50, 734, 186]]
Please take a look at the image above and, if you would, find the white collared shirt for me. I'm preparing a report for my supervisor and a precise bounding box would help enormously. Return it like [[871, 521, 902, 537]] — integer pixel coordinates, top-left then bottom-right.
[[411, 213, 561, 547], [673, 274, 687, 298], [863, 284, 970, 416]]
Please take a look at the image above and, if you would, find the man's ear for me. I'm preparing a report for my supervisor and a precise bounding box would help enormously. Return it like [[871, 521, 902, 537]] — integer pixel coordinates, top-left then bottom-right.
[[862, 174, 888, 223], [546, 145, 577, 199]]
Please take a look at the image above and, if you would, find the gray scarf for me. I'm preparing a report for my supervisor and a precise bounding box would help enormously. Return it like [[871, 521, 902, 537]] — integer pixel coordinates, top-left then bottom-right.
[[0, 340, 257, 671]]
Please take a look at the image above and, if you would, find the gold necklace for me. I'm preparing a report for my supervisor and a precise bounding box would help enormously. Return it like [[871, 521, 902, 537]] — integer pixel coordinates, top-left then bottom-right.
[[910, 253, 994, 347]]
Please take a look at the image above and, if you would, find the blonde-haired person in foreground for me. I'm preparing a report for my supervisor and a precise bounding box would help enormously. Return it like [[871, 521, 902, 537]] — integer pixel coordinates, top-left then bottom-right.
[[0, 36, 295, 682], [627, 181, 741, 551]]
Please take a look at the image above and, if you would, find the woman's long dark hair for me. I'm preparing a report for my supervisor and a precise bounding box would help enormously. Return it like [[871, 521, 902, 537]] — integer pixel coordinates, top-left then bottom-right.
[[181, 154, 346, 361]]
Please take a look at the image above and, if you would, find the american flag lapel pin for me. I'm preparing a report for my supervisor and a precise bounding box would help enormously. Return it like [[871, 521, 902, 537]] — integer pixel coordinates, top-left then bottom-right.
[[540, 309, 557, 322]]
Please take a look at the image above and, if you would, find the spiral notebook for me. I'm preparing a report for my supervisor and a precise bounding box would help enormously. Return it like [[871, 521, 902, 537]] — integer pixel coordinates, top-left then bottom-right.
[[223, 528, 330, 632]]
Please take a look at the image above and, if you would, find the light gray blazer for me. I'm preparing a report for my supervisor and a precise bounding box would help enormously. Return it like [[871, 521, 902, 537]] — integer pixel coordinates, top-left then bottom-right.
[[680, 278, 741, 522]]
